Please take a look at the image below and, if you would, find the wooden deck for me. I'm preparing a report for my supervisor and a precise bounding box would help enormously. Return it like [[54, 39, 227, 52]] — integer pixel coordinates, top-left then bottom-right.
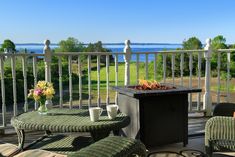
[[0, 114, 208, 155], [0, 102, 209, 156]]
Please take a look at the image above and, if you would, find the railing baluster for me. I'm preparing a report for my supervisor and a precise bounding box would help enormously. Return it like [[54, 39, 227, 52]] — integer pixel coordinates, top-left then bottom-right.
[[171, 54, 175, 85], [115, 54, 118, 104], [32, 56, 38, 110], [188, 52, 193, 111], [106, 55, 110, 105], [163, 53, 166, 83], [68, 55, 73, 108], [22, 55, 28, 112], [136, 54, 139, 84], [180, 53, 184, 86], [0, 57, 6, 127], [11, 55, 17, 116], [226, 52, 231, 102], [58, 56, 63, 108], [88, 55, 91, 107], [78, 56, 82, 108], [197, 52, 202, 111], [145, 54, 148, 80], [97, 55, 101, 107], [154, 53, 157, 80], [217, 52, 221, 104]]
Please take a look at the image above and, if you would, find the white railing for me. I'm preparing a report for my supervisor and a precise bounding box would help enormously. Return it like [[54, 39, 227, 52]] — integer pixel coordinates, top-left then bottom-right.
[[0, 38, 234, 130]]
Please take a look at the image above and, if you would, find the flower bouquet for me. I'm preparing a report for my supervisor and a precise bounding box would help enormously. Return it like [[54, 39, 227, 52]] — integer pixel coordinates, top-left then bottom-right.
[[28, 81, 55, 115]]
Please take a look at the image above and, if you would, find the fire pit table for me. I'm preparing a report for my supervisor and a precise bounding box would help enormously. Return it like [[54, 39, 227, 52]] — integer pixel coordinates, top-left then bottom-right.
[[112, 84, 201, 148]]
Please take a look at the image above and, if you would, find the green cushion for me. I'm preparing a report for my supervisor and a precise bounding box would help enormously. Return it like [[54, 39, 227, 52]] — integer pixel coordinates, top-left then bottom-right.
[[68, 136, 146, 157]]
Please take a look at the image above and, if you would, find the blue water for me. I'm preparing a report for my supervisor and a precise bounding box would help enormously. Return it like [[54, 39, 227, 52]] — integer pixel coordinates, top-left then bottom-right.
[[15, 44, 182, 62]]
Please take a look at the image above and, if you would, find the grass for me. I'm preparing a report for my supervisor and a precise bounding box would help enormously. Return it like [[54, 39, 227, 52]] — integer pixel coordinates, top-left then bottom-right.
[[57, 62, 162, 105]]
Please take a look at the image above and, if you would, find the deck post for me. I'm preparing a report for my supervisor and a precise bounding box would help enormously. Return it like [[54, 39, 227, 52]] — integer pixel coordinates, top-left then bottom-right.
[[44, 39, 53, 108], [203, 38, 212, 116], [44, 39, 52, 82], [124, 40, 131, 86]]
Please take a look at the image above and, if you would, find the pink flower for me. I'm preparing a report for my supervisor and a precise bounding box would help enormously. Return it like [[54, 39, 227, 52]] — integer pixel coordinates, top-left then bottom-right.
[[34, 89, 43, 96]]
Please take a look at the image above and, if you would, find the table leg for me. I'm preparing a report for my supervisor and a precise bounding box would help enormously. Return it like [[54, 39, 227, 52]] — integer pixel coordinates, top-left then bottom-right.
[[15, 128, 25, 151], [113, 129, 120, 136], [90, 131, 110, 142], [45, 130, 52, 136]]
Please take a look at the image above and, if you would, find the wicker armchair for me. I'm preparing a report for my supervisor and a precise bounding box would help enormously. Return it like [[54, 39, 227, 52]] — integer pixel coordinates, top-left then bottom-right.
[[213, 103, 235, 117], [205, 103, 235, 157]]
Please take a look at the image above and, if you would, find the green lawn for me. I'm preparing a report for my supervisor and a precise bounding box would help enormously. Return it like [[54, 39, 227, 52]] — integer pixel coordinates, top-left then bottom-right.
[[58, 62, 162, 105], [55, 62, 235, 106]]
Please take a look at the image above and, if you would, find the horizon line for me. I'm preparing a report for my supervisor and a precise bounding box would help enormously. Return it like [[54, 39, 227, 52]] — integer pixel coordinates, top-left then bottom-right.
[[9, 42, 182, 46]]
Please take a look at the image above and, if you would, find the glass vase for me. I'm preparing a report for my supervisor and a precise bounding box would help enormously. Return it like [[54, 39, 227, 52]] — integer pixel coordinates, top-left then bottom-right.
[[38, 100, 48, 115]]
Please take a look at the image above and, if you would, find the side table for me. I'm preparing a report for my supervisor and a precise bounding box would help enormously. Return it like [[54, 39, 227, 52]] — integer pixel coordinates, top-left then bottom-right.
[[11, 108, 130, 152]]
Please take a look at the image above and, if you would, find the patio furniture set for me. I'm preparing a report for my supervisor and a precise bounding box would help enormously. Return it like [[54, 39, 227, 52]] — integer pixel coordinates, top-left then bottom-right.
[[1, 99, 235, 156], [1, 108, 146, 157]]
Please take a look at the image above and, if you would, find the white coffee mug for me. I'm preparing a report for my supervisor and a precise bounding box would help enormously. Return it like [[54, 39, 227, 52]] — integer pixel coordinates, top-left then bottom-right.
[[89, 107, 103, 122], [106, 105, 119, 119]]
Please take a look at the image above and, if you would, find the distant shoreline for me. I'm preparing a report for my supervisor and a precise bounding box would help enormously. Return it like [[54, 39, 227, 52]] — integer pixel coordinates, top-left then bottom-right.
[[7, 43, 182, 46]]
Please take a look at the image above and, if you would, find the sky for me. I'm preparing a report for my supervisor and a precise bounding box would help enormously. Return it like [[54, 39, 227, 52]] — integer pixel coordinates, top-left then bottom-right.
[[0, 0, 235, 44]]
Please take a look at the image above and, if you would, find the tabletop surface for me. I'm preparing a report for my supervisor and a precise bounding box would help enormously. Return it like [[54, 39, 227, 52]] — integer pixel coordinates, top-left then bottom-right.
[[11, 108, 130, 132], [112, 84, 202, 98]]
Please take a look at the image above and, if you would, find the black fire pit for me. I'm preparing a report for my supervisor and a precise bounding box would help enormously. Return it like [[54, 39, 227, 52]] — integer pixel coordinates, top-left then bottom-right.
[[112, 84, 201, 148]]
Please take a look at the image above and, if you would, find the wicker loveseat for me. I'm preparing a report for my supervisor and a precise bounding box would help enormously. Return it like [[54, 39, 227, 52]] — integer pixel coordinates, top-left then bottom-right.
[[0, 136, 147, 157], [205, 103, 235, 157]]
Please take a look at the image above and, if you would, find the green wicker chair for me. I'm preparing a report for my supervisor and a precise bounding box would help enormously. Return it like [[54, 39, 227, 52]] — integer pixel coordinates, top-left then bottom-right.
[[213, 103, 235, 117], [205, 116, 235, 157], [0, 136, 147, 157], [205, 103, 235, 156]]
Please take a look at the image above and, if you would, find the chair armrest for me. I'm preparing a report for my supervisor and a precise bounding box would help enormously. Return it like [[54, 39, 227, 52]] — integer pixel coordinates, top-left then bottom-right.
[[68, 136, 147, 157], [213, 103, 235, 116], [205, 116, 235, 155]]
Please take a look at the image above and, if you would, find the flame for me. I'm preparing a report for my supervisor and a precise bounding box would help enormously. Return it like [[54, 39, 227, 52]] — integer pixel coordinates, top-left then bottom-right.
[[133, 79, 175, 90]]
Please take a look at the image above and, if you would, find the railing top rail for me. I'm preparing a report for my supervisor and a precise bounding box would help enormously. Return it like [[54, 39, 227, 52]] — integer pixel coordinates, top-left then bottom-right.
[[217, 48, 235, 52], [0, 53, 44, 57], [0, 48, 233, 58], [56, 50, 206, 56], [158, 49, 206, 53], [55, 52, 125, 56], [131, 50, 205, 54]]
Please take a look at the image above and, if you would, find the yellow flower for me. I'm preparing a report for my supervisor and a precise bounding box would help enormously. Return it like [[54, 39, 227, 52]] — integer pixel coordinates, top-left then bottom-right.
[[27, 89, 34, 98], [44, 88, 55, 98], [36, 81, 48, 89], [33, 94, 41, 101]]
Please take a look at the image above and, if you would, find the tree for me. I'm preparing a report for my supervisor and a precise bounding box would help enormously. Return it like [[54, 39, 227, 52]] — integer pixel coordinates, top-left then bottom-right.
[[211, 35, 228, 72], [182, 37, 203, 75], [182, 37, 202, 50], [211, 35, 228, 49], [1, 39, 16, 52], [55, 37, 84, 52], [85, 41, 114, 64]]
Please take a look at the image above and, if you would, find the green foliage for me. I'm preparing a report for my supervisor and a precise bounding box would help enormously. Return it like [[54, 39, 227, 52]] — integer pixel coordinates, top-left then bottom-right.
[[84, 41, 114, 64], [1, 39, 16, 52], [55, 38, 113, 64], [211, 35, 227, 50], [55, 37, 84, 52], [85, 41, 109, 52], [211, 35, 229, 72], [182, 37, 202, 50]]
